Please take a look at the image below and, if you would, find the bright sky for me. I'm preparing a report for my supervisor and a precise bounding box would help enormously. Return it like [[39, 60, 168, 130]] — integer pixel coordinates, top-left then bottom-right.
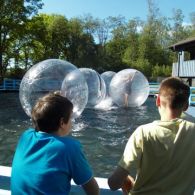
[[40, 0, 194, 24]]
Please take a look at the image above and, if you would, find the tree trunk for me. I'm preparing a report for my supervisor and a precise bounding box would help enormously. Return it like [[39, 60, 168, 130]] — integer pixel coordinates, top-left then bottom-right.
[[0, 23, 3, 82], [0, 50, 3, 82]]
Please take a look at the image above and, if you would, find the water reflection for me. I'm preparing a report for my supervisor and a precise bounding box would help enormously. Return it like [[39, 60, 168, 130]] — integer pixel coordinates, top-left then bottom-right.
[[0, 92, 159, 177]]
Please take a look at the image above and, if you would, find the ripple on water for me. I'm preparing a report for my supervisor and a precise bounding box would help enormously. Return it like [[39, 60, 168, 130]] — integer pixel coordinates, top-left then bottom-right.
[[0, 93, 159, 177]]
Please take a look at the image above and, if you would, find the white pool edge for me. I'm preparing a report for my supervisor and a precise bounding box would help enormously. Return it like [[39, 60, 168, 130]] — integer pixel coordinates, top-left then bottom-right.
[[0, 165, 122, 195]]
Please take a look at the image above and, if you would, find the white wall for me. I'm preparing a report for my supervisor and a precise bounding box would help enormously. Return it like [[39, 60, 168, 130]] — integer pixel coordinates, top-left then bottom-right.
[[0, 166, 122, 195]]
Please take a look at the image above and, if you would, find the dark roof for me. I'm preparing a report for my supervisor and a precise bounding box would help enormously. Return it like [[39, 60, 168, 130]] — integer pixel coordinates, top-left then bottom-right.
[[169, 37, 195, 52]]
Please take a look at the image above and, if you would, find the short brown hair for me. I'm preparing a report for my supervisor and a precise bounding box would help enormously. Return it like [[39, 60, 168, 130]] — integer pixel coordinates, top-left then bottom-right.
[[31, 92, 73, 133], [159, 77, 190, 109]]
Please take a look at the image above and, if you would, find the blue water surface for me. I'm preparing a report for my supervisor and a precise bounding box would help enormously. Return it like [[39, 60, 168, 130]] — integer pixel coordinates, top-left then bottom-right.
[[0, 92, 159, 177]]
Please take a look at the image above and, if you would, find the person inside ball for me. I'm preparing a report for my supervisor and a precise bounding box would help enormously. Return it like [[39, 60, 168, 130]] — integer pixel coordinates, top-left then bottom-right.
[[11, 92, 99, 195], [123, 73, 134, 107]]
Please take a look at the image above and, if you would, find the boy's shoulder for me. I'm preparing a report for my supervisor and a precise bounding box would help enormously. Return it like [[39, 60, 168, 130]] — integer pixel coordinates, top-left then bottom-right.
[[21, 128, 35, 136], [57, 135, 81, 148], [136, 118, 195, 135], [22, 129, 80, 146], [136, 122, 156, 131], [181, 111, 195, 123], [134, 120, 174, 136]]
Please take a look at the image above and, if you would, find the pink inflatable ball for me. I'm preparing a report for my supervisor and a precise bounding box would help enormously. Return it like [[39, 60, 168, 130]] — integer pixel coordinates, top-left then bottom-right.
[[79, 68, 106, 108], [19, 59, 77, 117], [61, 69, 88, 118], [109, 69, 149, 107], [101, 71, 116, 97]]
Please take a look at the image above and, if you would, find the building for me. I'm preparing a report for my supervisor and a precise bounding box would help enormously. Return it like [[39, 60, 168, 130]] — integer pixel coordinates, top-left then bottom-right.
[[169, 37, 195, 86]]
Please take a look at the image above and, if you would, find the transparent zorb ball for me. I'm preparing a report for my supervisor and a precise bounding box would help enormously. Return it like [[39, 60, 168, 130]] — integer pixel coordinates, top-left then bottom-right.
[[79, 68, 106, 108], [19, 59, 77, 117], [109, 69, 149, 107], [61, 69, 88, 118], [101, 71, 116, 97]]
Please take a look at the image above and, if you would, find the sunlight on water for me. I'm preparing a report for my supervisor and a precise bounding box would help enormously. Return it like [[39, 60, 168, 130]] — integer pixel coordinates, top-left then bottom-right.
[[72, 122, 87, 132], [0, 93, 159, 177], [94, 97, 116, 110]]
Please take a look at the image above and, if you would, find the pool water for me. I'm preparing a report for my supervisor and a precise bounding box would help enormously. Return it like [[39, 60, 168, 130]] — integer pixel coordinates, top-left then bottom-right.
[[0, 92, 159, 178]]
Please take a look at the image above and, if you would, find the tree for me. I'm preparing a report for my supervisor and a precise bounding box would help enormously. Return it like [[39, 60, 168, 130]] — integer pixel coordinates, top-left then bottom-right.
[[105, 32, 129, 72], [97, 16, 127, 71], [19, 14, 70, 65], [170, 9, 189, 43], [131, 0, 172, 77], [0, 0, 43, 80], [66, 18, 84, 64], [122, 18, 142, 67], [80, 14, 99, 36], [66, 18, 97, 67], [189, 12, 195, 37]]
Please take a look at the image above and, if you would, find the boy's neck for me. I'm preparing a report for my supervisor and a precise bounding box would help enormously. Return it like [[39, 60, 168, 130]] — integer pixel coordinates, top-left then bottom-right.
[[160, 107, 182, 121]]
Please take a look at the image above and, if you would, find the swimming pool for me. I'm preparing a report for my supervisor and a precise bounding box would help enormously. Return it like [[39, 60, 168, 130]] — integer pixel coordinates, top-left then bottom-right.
[[0, 92, 159, 178]]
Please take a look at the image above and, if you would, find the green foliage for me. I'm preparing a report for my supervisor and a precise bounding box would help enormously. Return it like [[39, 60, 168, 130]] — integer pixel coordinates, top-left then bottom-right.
[[1, 0, 195, 80], [0, 0, 43, 79], [152, 64, 172, 78], [170, 9, 190, 44], [28, 14, 70, 60], [66, 18, 97, 67], [104, 36, 129, 72], [122, 20, 140, 66], [5, 67, 26, 79], [134, 58, 151, 77]]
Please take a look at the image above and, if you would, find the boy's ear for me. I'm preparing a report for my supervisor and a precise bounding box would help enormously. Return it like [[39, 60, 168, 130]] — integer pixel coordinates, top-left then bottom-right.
[[156, 95, 160, 107], [60, 118, 65, 127]]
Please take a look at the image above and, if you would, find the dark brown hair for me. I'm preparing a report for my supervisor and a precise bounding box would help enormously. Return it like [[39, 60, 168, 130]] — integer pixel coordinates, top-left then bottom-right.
[[159, 77, 190, 109], [31, 92, 73, 133]]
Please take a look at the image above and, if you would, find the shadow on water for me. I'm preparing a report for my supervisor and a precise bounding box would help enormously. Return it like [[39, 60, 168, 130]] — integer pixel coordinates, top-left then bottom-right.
[[0, 92, 30, 168], [72, 97, 160, 177], [0, 92, 159, 178]]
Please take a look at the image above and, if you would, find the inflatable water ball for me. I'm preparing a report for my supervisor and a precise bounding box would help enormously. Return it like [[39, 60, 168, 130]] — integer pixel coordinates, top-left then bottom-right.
[[61, 69, 88, 118], [19, 59, 77, 117], [101, 71, 116, 97], [99, 75, 106, 100], [79, 68, 106, 107], [109, 69, 149, 107]]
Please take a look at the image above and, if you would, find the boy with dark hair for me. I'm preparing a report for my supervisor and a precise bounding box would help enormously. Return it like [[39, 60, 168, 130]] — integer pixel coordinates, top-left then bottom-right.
[[108, 77, 195, 195], [11, 93, 99, 195]]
